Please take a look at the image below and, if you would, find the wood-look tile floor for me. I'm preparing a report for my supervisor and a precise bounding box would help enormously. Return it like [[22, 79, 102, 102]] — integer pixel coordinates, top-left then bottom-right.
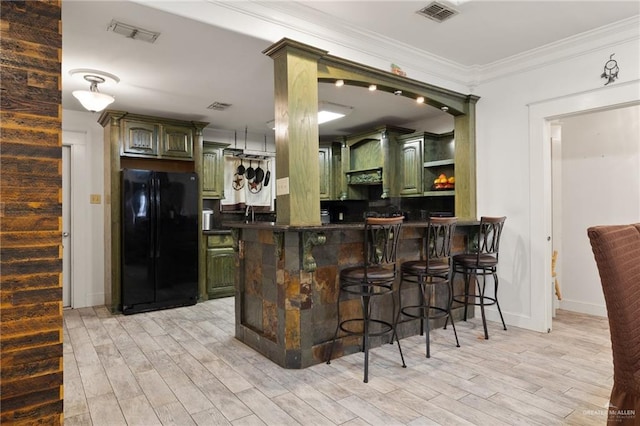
[[63, 298, 613, 425]]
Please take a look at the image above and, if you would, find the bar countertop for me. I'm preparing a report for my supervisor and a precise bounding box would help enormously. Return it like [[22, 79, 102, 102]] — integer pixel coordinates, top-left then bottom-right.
[[224, 219, 480, 231]]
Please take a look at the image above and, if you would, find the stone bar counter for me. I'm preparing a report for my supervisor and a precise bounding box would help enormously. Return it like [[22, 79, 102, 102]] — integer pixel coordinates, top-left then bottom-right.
[[226, 220, 479, 369]]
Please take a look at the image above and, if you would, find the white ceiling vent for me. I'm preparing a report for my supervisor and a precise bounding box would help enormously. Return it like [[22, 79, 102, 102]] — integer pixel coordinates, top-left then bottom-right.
[[207, 101, 232, 111], [417, 1, 459, 23]]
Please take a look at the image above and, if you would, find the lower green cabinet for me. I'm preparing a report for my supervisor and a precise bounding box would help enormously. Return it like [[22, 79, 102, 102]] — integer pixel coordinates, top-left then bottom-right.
[[206, 234, 235, 299]]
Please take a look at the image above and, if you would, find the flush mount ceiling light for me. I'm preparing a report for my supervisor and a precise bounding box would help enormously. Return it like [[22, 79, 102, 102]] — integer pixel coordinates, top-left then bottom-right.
[[318, 101, 353, 125], [416, 96, 425, 104], [268, 101, 354, 128], [368, 84, 377, 91], [69, 69, 119, 112], [335, 79, 345, 87], [107, 19, 160, 43]]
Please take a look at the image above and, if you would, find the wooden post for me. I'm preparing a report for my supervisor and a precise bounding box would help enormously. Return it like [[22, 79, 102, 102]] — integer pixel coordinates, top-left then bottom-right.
[[263, 39, 328, 226]]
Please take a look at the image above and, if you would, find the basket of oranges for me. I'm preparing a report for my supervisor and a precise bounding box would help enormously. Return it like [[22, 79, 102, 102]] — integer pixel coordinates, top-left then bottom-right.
[[432, 173, 455, 190]]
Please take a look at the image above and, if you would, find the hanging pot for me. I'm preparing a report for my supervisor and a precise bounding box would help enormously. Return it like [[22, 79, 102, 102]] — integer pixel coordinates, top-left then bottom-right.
[[246, 160, 255, 180], [255, 160, 265, 184], [264, 161, 271, 186], [237, 158, 245, 175]]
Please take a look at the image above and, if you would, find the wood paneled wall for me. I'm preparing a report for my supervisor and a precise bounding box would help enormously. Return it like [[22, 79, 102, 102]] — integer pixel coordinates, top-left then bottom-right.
[[1, 1, 64, 424]]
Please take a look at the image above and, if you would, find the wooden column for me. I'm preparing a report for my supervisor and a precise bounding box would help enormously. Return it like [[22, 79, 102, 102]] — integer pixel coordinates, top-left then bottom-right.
[[264, 39, 327, 226], [0, 1, 64, 423], [454, 95, 479, 220]]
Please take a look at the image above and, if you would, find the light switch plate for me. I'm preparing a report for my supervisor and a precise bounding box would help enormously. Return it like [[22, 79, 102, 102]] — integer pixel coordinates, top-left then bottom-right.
[[90, 194, 101, 204], [276, 177, 289, 195]]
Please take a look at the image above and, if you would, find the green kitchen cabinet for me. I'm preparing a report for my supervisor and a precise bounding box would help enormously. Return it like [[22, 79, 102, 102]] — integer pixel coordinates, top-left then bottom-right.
[[206, 234, 235, 299], [119, 116, 195, 161], [160, 124, 194, 159], [319, 142, 342, 200], [202, 142, 227, 199], [396, 133, 424, 196]]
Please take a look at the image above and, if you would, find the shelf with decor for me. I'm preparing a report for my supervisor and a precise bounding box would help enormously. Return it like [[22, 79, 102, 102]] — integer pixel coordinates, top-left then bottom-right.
[[422, 132, 455, 197]]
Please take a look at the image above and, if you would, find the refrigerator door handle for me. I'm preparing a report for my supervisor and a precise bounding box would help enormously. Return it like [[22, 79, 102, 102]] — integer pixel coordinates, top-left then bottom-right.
[[149, 177, 156, 260], [154, 177, 161, 259]]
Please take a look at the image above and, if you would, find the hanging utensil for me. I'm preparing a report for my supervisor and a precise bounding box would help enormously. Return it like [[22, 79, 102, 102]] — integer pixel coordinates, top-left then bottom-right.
[[237, 158, 245, 175], [255, 160, 264, 184], [246, 159, 255, 180], [264, 160, 271, 186]]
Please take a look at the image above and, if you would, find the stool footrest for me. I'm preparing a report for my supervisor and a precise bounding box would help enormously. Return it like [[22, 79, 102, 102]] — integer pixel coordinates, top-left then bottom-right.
[[400, 305, 449, 321], [338, 318, 393, 338], [452, 295, 498, 306]]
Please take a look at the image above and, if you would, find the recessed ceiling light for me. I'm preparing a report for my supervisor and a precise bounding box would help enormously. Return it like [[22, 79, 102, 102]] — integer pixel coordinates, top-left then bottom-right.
[[416, 96, 425, 104], [335, 79, 345, 87], [368, 84, 377, 91]]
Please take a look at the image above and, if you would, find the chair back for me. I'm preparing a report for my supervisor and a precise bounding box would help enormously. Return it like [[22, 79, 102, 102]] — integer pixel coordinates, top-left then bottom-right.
[[473, 216, 506, 263], [425, 217, 457, 270], [364, 216, 404, 267], [587, 223, 640, 409]]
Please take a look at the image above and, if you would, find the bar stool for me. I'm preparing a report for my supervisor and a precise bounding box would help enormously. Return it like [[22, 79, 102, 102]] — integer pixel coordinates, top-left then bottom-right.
[[326, 216, 405, 383], [449, 216, 507, 339], [393, 217, 459, 358]]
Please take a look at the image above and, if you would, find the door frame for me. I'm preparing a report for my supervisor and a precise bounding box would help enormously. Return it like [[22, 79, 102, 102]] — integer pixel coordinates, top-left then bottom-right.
[[528, 80, 640, 333], [62, 130, 90, 308]]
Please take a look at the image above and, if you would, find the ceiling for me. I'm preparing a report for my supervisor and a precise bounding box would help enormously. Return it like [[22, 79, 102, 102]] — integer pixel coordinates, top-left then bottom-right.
[[61, 1, 639, 139]]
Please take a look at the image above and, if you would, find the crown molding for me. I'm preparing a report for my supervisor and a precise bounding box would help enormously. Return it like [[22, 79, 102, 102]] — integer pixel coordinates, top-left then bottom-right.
[[474, 15, 640, 85], [137, 1, 639, 92]]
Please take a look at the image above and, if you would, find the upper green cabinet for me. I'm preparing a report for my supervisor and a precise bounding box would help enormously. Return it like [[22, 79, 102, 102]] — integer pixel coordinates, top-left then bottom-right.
[[319, 142, 342, 200], [122, 120, 159, 157], [120, 117, 194, 160], [341, 126, 414, 200], [161, 125, 194, 159], [396, 134, 424, 196], [202, 142, 227, 199]]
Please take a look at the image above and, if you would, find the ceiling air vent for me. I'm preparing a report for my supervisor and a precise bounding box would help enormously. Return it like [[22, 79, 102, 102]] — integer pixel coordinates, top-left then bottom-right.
[[417, 1, 459, 23], [207, 101, 232, 111]]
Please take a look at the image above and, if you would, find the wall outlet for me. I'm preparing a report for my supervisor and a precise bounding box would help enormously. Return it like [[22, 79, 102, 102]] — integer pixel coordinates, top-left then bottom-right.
[[90, 194, 101, 204]]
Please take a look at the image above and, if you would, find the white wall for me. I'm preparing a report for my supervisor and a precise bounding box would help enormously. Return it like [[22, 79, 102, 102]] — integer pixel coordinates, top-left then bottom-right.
[[558, 105, 640, 316], [475, 36, 640, 331], [62, 110, 106, 308]]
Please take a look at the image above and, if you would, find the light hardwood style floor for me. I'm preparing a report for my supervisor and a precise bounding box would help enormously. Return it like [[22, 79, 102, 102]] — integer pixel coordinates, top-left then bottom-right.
[[63, 297, 613, 425]]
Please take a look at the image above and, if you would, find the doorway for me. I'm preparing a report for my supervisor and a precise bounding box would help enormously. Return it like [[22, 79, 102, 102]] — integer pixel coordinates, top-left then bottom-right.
[[528, 79, 640, 334], [551, 105, 640, 318], [63, 145, 71, 307]]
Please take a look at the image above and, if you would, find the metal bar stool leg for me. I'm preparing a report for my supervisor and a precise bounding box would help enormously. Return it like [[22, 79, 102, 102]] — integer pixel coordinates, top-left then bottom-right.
[[478, 273, 489, 340], [493, 271, 507, 331]]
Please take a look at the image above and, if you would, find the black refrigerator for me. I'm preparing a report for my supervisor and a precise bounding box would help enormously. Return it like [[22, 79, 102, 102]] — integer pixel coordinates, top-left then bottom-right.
[[121, 169, 199, 315]]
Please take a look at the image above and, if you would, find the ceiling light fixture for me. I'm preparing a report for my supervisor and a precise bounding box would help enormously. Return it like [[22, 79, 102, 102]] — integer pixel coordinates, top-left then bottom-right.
[[335, 79, 345, 87], [318, 101, 353, 125], [368, 84, 377, 91], [69, 69, 119, 112], [416, 96, 425, 104]]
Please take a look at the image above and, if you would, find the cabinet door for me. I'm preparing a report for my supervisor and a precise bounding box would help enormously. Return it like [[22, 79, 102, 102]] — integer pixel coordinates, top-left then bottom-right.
[[398, 138, 423, 195], [161, 125, 193, 159], [203, 144, 224, 198], [319, 146, 332, 200], [122, 120, 158, 157], [206, 247, 235, 298]]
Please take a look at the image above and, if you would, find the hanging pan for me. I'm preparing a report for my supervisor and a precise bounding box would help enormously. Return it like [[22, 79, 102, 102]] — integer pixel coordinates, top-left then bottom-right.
[[246, 160, 255, 180], [264, 160, 271, 186], [255, 160, 265, 184], [237, 158, 245, 175]]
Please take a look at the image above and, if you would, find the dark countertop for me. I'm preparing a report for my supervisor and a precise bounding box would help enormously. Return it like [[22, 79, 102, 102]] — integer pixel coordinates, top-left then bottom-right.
[[224, 219, 480, 231], [202, 229, 232, 235]]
